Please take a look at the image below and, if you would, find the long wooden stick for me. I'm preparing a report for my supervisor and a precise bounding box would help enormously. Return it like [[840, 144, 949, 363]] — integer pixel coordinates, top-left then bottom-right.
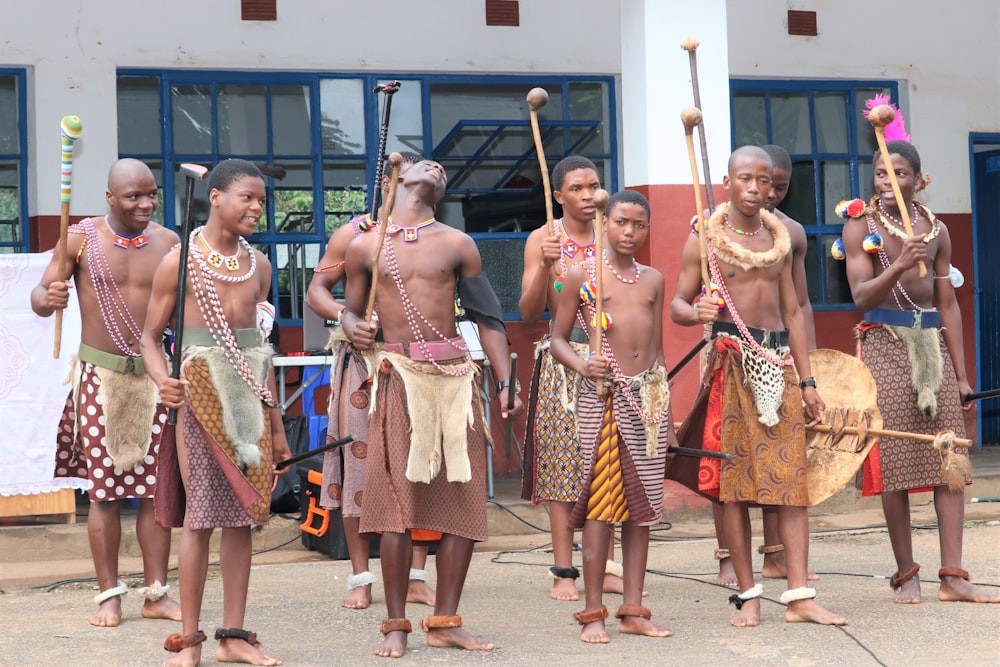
[[592, 189, 609, 356], [365, 152, 403, 322], [681, 107, 711, 291], [868, 104, 926, 277], [53, 115, 83, 358], [504, 352, 518, 458], [680, 37, 715, 211], [806, 423, 971, 449], [526, 88, 555, 238]]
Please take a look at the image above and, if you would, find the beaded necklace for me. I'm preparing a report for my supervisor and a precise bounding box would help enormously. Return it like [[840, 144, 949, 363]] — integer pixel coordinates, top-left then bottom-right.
[[707, 247, 794, 367], [197, 229, 244, 272], [187, 231, 275, 406], [105, 216, 149, 249], [579, 256, 669, 426], [191, 227, 256, 283], [723, 215, 764, 237], [382, 234, 472, 377], [387, 216, 436, 243], [872, 197, 942, 243], [865, 212, 934, 314], [556, 218, 596, 270], [83, 219, 142, 357], [603, 249, 641, 285]]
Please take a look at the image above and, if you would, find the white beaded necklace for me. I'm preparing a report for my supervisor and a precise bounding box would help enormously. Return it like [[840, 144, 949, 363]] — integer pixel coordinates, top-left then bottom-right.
[[603, 249, 641, 285], [190, 227, 256, 283], [83, 219, 142, 357]]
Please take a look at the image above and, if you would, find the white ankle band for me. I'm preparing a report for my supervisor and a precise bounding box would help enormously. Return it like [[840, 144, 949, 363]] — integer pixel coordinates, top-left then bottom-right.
[[94, 581, 129, 605], [779, 587, 817, 604], [409, 568, 428, 582], [141, 580, 170, 602], [346, 571, 377, 590], [605, 560, 624, 578], [738, 583, 763, 601]]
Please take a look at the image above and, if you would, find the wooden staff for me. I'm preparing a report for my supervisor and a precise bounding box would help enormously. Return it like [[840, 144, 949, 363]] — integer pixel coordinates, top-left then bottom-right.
[[681, 107, 711, 291], [592, 189, 609, 356], [365, 152, 403, 322], [526, 88, 555, 238], [504, 352, 518, 458], [868, 104, 926, 277], [680, 37, 715, 210], [167, 162, 209, 425], [369, 81, 401, 222], [806, 422, 971, 449], [53, 115, 83, 358]]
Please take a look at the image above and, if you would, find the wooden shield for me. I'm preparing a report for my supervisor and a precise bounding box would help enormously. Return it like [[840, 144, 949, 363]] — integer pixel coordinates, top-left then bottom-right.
[[806, 349, 883, 506]]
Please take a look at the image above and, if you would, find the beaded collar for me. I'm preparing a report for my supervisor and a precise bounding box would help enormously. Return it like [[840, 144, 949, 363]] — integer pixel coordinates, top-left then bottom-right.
[[105, 216, 148, 249], [387, 216, 436, 243], [703, 203, 789, 271]]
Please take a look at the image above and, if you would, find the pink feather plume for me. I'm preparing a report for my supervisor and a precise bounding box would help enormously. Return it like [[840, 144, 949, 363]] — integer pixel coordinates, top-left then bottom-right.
[[864, 94, 910, 142]]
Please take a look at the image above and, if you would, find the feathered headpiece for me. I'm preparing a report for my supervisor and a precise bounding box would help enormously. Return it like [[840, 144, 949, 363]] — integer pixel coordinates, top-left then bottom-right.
[[864, 94, 910, 142]]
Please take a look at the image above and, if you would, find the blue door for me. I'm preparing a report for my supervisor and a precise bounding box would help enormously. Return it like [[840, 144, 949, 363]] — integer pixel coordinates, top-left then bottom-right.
[[972, 139, 1000, 445]]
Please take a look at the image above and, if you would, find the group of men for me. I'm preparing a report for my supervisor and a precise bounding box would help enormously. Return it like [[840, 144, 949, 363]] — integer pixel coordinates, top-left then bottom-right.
[[29, 127, 997, 665]]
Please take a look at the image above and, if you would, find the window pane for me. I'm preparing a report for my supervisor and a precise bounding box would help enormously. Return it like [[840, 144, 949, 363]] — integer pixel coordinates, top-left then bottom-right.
[[815, 92, 848, 153], [376, 79, 424, 156], [320, 79, 365, 155], [805, 235, 820, 303], [143, 160, 165, 226], [855, 87, 888, 157], [859, 160, 874, 200], [820, 161, 851, 226], [117, 76, 161, 154], [569, 82, 607, 120], [770, 93, 811, 154], [172, 163, 211, 230], [821, 235, 852, 303], [0, 76, 19, 153], [218, 84, 267, 155], [275, 241, 321, 320], [471, 234, 526, 315], [430, 83, 562, 149], [323, 161, 367, 234], [782, 161, 817, 226], [171, 84, 213, 154], [0, 162, 20, 244], [272, 84, 311, 155], [270, 160, 314, 234], [732, 93, 766, 146]]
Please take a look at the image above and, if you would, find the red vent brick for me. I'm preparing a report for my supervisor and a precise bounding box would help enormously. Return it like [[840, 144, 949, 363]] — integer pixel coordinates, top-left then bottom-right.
[[787, 10, 817, 36], [486, 0, 519, 27], [242, 0, 277, 21]]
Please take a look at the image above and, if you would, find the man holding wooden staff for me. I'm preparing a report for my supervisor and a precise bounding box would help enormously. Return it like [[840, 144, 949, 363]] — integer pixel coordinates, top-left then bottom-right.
[[31, 158, 182, 628], [843, 110, 999, 604]]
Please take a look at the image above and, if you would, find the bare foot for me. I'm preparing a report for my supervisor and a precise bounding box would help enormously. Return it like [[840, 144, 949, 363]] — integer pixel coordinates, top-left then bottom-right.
[[407, 580, 436, 606], [342, 584, 372, 610], [579, 619, 610, 644], [730, 598, 760, 628], [551, 577, 580, 601], [785, 599, 848, 625], [894, 575, 922, 604], [90, 597, 123, 627], [717, 557, 738, 588], [217, 637, 282, 665], [373, 630, 408, 659], [602, 574, 648, 597], [425, 627, 494, 651], [163, 645, 201, 667], [939, 575, 1000, 603], [618, 616, 673, 637], [760, 553, 820, 581], [142, 596, 183, 622]]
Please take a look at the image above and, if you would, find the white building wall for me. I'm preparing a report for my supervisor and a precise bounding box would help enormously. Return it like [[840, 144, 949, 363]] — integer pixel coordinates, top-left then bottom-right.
[[726, 0, 1000, 212], [0, 0, 622, 215]]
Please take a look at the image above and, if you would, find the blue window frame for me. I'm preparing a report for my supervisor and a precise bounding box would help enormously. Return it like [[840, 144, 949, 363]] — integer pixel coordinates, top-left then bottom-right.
[[0, 69, 28, 253], [117, 70, 617, 324], [730, 78, 900, 309]]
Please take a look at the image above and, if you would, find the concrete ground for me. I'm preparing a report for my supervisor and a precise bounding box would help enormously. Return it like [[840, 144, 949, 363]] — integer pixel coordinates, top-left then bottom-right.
[[1, 451, 999, 666]]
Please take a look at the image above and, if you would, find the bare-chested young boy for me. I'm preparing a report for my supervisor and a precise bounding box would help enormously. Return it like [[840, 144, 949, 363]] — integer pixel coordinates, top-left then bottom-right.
[[142, 159, 291, 666], [341, 159, 523, 658], [709, 144, 819, 586], [550, 190, 674, 643], [844, 139, 999, 605], [519, 155, 623, 601], [671, 146, 846, 627], [31, 158, 182, 628], [305, 151, 436, 611]]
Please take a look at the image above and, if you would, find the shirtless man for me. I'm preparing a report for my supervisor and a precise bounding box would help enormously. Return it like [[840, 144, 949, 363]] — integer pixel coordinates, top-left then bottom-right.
[[31, 158, 182, 628], [342, 159, 523, 657], [671, 146, 846, 627]]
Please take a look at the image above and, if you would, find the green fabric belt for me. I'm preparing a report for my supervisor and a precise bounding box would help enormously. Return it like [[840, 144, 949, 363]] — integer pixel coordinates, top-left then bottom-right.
[[78, 343, 146, 375], [182, 328, 264, 349]]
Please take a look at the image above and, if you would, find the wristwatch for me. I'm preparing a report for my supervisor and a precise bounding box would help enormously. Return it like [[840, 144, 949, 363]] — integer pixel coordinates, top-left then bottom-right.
[[496, 378, 522, 398], [799, 377, 817, 390]]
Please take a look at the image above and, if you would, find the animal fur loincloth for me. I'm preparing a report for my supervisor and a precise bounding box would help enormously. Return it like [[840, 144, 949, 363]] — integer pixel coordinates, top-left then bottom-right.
[[359, 359, 489, 541], [92, 366, 159, 470], [886, 324, 944, 418], [569, 375, 673, 528], [856, 323, 971, 495], [54, 361, 168, 502], [678, 337, 808, 505], [181, 347, 274, 524], [370, 351, 480, 484], [520, 337, 590, 503]]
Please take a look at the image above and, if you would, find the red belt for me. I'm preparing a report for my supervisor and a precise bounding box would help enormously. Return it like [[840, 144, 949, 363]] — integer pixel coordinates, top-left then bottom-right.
[[383, 337, 469, 362]]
